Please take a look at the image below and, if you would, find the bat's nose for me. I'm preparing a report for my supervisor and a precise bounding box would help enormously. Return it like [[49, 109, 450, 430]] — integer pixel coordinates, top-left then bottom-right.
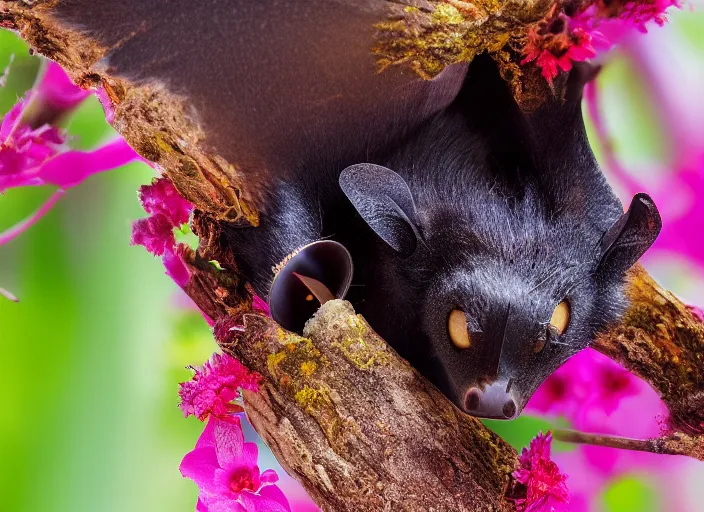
[[463, 380, 517, 420]]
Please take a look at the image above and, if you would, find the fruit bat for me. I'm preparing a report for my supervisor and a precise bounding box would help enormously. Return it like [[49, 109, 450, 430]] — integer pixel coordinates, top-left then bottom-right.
[[50, 0, 662, 419]]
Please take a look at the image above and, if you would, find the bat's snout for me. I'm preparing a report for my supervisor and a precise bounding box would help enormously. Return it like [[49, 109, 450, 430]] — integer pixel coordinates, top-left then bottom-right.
[[463, 379, 518, 420]]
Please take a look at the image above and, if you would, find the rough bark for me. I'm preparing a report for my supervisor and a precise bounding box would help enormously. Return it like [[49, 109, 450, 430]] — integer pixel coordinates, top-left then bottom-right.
[[2, 1, 702, 511], [595, 265, 704, 435], [226, 300, 517, 511]]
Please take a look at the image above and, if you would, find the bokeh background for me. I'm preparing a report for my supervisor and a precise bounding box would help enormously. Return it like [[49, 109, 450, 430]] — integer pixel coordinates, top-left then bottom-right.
[[1, 5, 704, 511]]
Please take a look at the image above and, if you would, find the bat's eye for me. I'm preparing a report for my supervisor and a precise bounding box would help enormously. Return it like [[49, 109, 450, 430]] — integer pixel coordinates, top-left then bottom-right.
[[550, 300, 571, 335], [448, 309, 471, 349]]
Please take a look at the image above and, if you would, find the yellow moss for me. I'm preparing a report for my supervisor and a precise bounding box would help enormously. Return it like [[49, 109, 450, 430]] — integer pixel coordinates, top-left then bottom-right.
[[276, 328, 308, 346], [432, 4, 464, 25], [267, 351, 287, 375], [300, 360, 318, 377], [295, 385, 329, 411], [333, 314, 390, 370]]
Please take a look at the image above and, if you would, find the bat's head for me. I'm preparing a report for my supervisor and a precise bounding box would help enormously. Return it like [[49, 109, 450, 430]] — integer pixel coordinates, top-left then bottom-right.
[[340, 163, 661, 419]]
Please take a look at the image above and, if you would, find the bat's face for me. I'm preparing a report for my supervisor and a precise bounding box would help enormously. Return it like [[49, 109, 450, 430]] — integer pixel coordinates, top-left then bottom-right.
[[341, 164, 662, 419], [419, 257, 603, 419]]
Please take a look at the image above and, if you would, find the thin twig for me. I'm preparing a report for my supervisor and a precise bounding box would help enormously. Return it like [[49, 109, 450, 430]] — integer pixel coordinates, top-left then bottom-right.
[[554, 429, 704, 461]]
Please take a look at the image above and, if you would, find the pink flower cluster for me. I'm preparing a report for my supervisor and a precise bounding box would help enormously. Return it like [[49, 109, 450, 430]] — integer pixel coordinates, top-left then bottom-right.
[[178, 354, 291, 511], [131, 177, 193, 286], [180, 416, 291, 512], [0, 61, 139, 245], [527, 349, 671, 510], [528, 348, 641, 423], [522, 0, 681, 83], [179, 352, 262, 422], [512, 432, 569, 512], [522, 5, 596, 84]]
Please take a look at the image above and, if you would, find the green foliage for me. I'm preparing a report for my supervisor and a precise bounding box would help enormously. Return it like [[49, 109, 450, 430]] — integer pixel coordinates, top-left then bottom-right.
[[603, 475, 662, 512]]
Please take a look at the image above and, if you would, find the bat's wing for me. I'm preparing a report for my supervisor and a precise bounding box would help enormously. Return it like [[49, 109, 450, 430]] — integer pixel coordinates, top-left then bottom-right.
[[55, 0, 466, 194]]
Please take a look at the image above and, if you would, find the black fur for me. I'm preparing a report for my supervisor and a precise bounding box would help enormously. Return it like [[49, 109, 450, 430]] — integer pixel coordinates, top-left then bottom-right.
[[226, 55, 661, 418], [48, 0, 661, 418]]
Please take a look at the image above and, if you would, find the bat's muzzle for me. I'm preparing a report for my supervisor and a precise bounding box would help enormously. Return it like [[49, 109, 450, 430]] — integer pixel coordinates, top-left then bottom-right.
[[463, 379, 518, 420], [269, 240, 353, 333]]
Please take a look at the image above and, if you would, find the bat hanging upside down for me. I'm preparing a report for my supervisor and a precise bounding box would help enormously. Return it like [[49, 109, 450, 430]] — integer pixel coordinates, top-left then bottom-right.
[[53, 0, 662, 419], [226, 56, 661, 420]]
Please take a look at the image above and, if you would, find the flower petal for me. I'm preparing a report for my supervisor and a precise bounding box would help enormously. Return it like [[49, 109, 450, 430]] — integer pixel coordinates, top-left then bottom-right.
[[241, 442, 259, 469], [214, 417, 246, 468], [164, 246, 190, 287], [196, 418, 218, 449], [259, 469, 279, 486], [37, 138, 139, 189], [240, 487, 291, 512], [180, 447, 221, 494], [36, 62, 91, 112], [206, 499, 246, 512]]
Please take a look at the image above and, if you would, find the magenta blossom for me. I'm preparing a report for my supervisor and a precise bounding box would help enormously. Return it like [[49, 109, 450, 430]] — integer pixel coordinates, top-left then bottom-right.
[[527, 348, 640, 425], [522, 0, 680, 84], [0, 61, 139, 245], [181, 417, 290, 512], [34, 60, 91, 111], [131, 177, 194, 285], [131, 214, 176, 256], [139, 177, 192, 226], [179, 353, 262, 421], [512, 432, 569, 512]]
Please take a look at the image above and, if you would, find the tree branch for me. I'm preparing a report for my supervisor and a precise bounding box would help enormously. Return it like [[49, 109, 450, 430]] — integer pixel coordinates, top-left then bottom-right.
[[223, 300, 517, 511], [553, 429, 704, 461], [595, 265, 704, 436]]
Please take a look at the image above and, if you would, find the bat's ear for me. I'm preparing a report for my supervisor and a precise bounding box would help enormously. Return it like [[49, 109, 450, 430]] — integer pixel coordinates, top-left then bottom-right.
[[340, 163, 421, 258], [598, 193, 662, 275]]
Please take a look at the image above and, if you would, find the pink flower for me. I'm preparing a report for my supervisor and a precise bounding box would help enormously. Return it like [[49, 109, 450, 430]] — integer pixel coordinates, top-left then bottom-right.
[[131, 214, 176, 256], [35, 61, 91, 111], [522, 1, 681, 84], [131, 177, 194, 285], [0, 101, 65, 189], [521, 7, 596, 84], [527, 348, 640, 424], [180, 417, 291, 512], [139, 177, 192, 226], [164, 245, 191, 287], [179, 353, 262, 421], [512, 432, 569, 512], [0, 61, 139, 245]]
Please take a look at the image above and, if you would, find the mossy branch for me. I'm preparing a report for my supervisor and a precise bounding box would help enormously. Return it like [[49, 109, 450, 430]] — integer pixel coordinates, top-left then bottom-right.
[[216, 300, 518, 511], [595, 265, 704, 436]]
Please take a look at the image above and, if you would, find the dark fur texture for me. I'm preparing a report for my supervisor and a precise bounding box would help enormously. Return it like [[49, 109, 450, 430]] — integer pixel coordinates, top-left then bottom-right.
[[226, 55, 659, 418]]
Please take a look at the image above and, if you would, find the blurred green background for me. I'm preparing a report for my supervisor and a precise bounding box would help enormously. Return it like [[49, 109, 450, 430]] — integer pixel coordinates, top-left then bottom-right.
[[1, 8, 703, 511]]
